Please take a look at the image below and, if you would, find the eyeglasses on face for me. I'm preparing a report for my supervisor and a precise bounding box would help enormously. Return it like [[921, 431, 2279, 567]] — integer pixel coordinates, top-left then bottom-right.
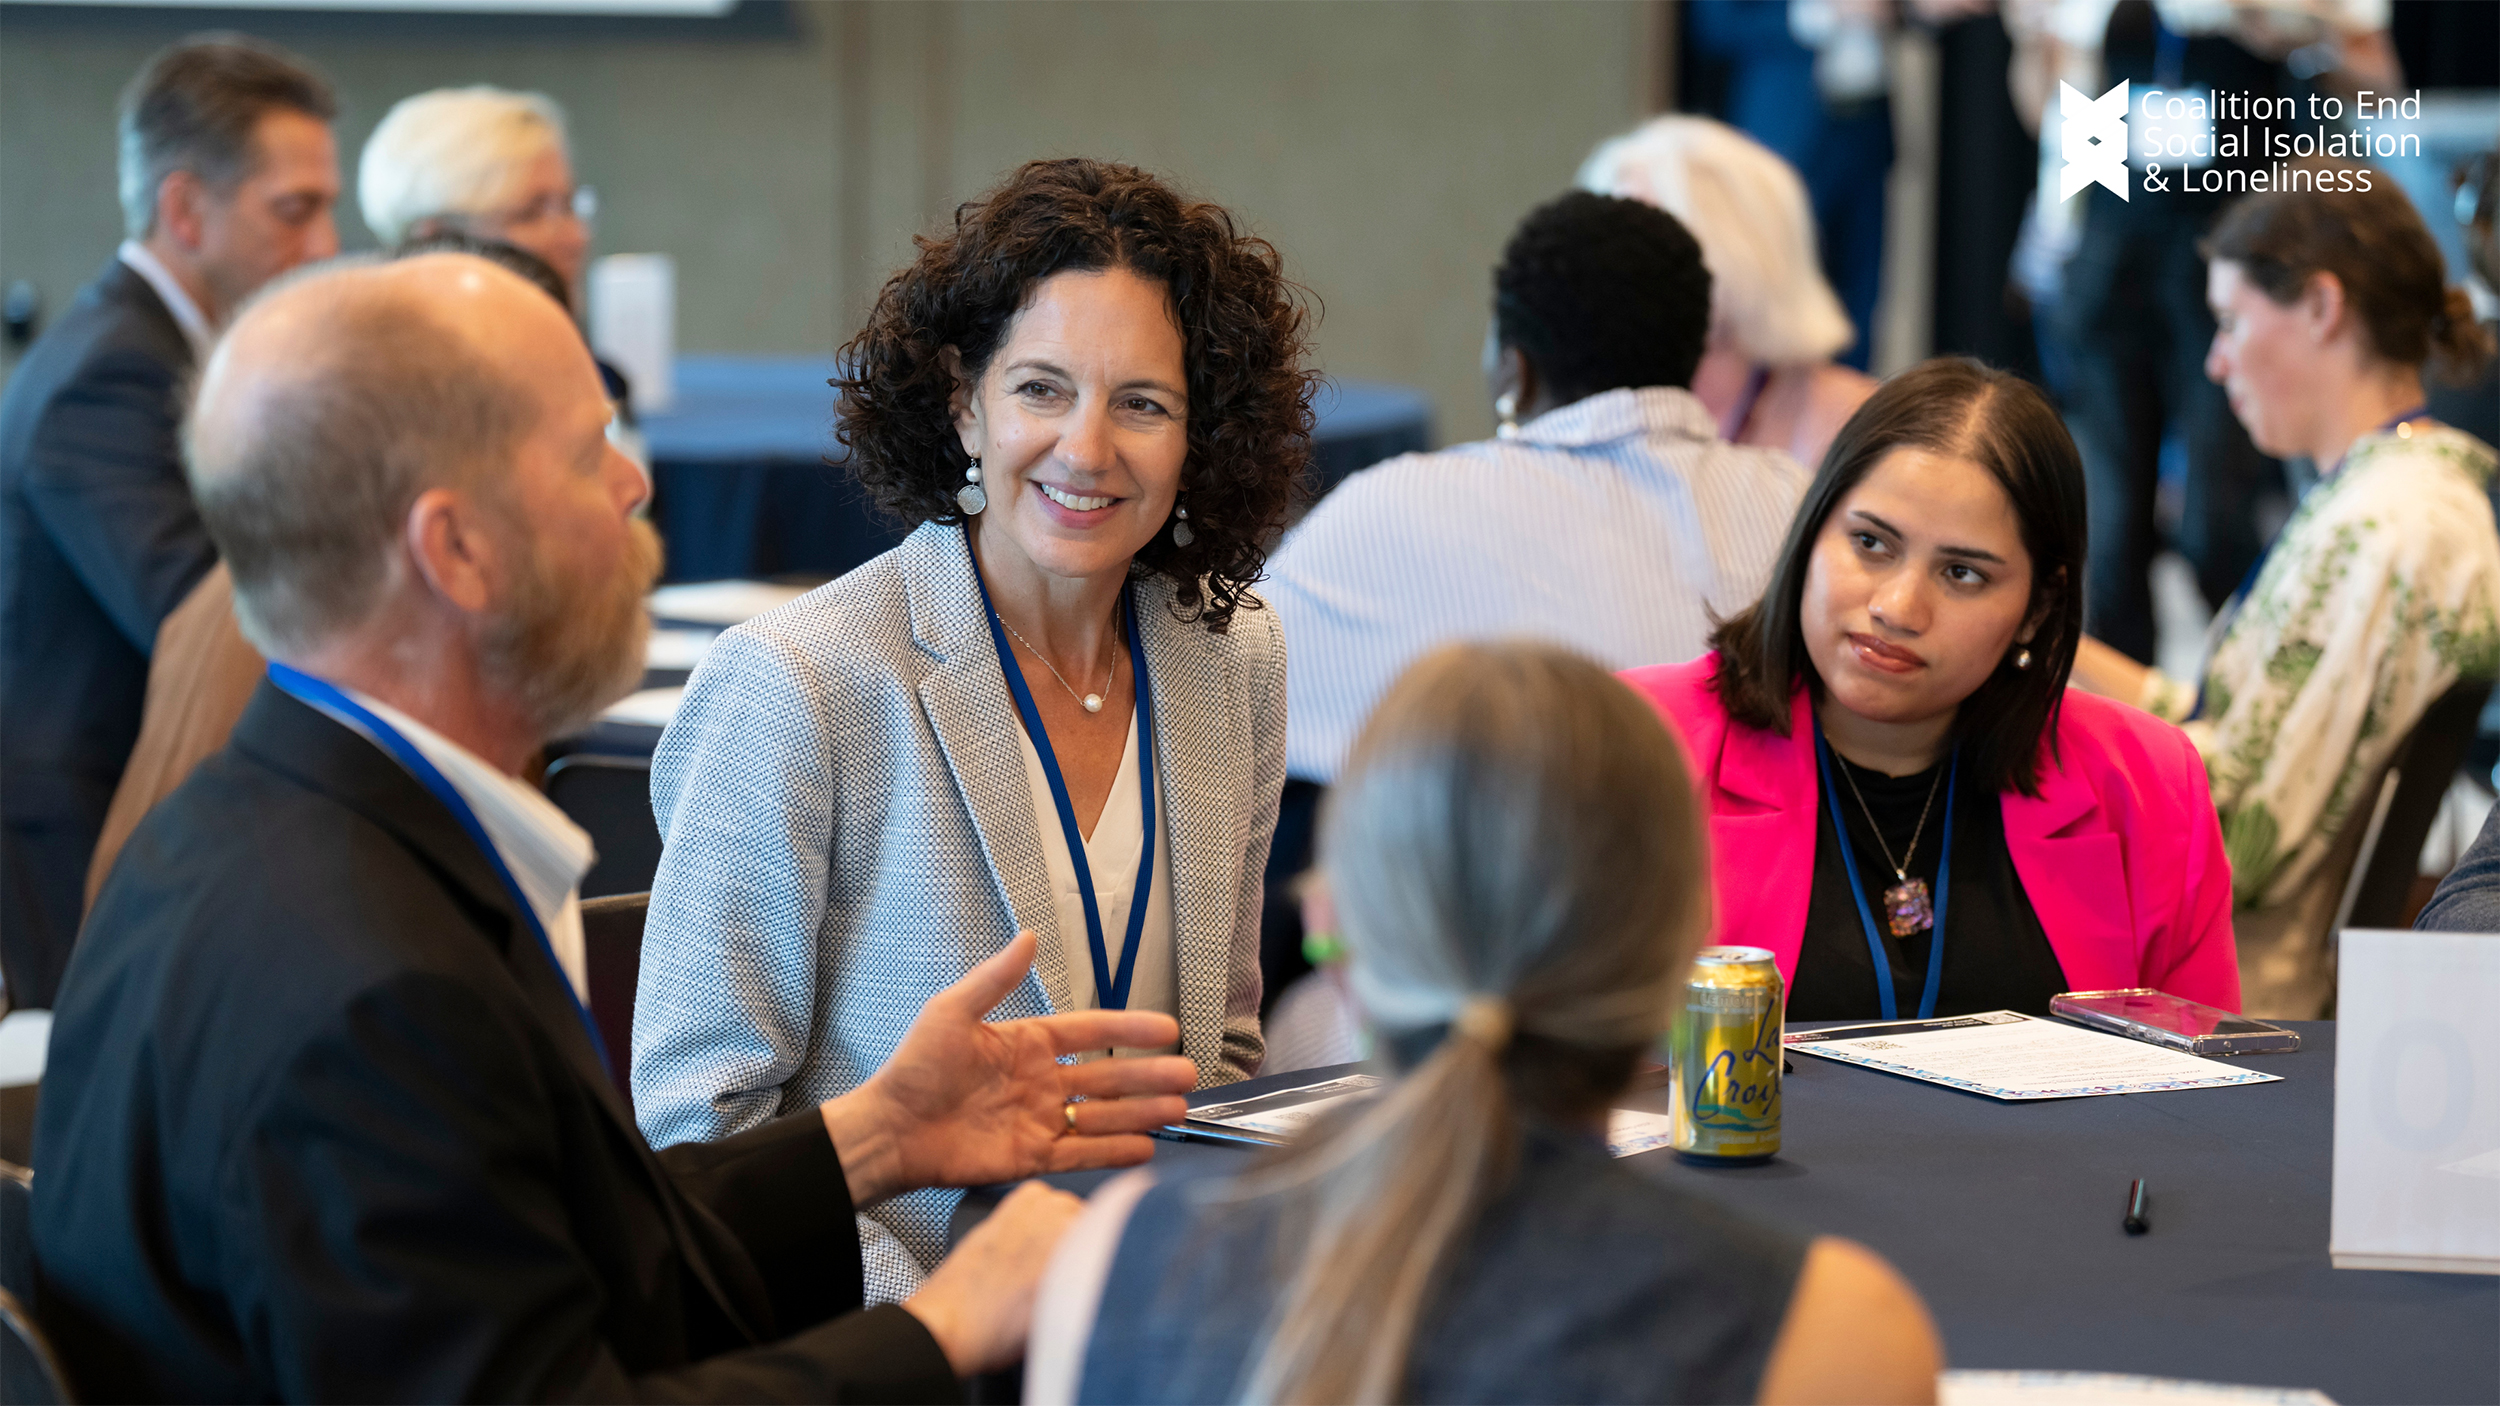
[[488, 184, 599, 231]]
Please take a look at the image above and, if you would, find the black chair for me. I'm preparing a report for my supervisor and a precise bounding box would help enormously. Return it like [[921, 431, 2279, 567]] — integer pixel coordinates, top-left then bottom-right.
[[2337, 677, 2497, 931], [0, 1083, 35, 1168], [582, 892, 650, 1092], [543, 755, 663, 899], [1, 1159, 72, 1403], [1256, 780, 1326, 1019]]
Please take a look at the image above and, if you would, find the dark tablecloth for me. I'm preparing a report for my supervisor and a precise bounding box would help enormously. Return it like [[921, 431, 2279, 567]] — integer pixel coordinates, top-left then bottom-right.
[[955, 1022, 2497, 1405], [641, 356, 1433, 583]]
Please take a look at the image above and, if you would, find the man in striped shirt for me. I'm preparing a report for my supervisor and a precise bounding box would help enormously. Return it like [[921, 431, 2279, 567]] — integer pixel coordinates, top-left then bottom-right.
[[1267, 192, 1811, 785]]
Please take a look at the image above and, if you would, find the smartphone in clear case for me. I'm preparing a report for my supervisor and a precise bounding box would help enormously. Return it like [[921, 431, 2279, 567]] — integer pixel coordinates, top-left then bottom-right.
[[2049, 988, 2302, 1055]]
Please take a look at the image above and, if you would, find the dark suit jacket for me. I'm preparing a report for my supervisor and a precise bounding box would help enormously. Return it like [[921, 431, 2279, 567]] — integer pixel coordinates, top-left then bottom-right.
[[0, 257, 217, 1007], [30, 682, 959, 1402], [2418, 801, 2500, 934]]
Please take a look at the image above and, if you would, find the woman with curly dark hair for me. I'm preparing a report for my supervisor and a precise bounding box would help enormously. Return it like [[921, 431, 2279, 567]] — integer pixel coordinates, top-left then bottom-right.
[[633, 158, 1315, 1299]]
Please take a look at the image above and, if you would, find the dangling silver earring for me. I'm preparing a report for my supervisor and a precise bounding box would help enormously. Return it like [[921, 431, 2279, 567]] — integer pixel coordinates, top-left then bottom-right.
[[1170, 497, 1194, 548], [1494, 392, 1521, 440], [2013, 646, 2033, 670], [956, 455, 987, 516]]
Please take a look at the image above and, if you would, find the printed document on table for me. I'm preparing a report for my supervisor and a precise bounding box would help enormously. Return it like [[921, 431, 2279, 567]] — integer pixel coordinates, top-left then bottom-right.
[[1604, 1109, 1677, 1159], [1940, 1370, 2331, 1406], [1784, 1011, 2281, 1100]]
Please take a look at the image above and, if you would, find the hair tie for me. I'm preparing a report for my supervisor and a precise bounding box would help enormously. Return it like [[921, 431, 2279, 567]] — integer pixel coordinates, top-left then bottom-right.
[[1453, 995, 1514, 1053]]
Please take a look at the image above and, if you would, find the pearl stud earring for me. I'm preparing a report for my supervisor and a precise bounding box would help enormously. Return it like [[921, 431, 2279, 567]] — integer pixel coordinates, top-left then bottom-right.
[[1171, 499, 1194, 548]]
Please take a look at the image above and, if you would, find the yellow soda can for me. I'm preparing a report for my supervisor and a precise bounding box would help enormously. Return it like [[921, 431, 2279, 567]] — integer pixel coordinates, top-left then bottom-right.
[[1666, 945, 1784, 1164]]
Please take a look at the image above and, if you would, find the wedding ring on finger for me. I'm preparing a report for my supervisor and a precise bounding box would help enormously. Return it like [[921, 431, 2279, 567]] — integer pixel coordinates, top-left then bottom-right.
[[1062, 1100, 1080, 1136]]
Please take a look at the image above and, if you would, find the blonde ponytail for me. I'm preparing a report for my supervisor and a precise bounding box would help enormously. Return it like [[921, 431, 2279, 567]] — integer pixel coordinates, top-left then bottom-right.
[[1232, 642, 1710, 1405], [1236, 1034, 1515, 1405]]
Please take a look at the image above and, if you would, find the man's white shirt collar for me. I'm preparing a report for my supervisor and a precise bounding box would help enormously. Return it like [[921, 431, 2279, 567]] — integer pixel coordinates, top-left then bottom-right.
[[117, 240, 215, 361], [299, 682, 598, 1004]]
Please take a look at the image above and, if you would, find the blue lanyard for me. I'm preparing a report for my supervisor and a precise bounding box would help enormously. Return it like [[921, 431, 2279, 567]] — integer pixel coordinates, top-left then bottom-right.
[[2194, 406, 2429, 718], [1814, 726, 1957, 1021], [265, 662, 614, 1075], [970, 567, 1158, 1011]]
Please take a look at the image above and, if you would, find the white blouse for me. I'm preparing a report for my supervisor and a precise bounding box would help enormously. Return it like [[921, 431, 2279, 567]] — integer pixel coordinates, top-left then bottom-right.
[[1014, 708, 1180, 1054]]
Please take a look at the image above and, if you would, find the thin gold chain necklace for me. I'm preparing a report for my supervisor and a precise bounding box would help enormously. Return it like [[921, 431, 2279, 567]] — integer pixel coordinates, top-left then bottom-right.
[[997, 610, 1121, 714], [1830, 753, 1945, 937]]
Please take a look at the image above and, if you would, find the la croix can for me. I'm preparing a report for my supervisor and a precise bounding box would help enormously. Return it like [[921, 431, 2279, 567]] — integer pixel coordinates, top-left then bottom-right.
[[1666, 945, 1784, 1164]]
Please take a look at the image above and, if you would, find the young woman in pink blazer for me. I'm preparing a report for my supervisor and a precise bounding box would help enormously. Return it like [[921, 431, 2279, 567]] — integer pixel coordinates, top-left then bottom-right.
[[1625, 359, 2241, 1020]]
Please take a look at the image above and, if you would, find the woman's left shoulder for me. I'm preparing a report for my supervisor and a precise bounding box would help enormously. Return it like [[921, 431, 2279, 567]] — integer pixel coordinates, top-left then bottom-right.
[[1229, 590, 1287, 659], [1144, 578, 1285, 670], [2402, 422, 2499, 468], [2347, 426, 2499, 512]]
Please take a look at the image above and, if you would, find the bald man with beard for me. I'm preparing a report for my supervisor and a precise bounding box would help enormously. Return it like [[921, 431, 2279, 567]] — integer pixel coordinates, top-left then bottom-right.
[[29, 254, 1197, 1402]]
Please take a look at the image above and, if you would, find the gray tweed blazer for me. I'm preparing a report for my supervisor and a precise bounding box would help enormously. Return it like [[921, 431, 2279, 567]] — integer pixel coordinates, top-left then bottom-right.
[[632, 521, 1281, 1301]]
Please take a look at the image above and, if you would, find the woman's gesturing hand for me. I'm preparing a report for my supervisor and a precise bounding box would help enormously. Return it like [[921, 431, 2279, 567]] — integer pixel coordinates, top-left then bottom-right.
[[818, 931, 1198, 1206]]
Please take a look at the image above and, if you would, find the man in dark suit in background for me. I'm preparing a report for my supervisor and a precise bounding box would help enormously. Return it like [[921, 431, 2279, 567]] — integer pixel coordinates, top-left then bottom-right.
[[0, 34, 339, 1008], [33, 251, 1199, 1399]]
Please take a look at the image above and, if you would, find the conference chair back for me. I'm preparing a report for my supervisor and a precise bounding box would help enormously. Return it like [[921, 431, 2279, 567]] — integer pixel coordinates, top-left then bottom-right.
[[582, 891, 650, 1092], [1257, 779, 1326, 1018], [2337, 677, 2498, 932], [0, 1083, 34, 1167], [1, 1160, 72, 1403], [542, 754, 664, 897]]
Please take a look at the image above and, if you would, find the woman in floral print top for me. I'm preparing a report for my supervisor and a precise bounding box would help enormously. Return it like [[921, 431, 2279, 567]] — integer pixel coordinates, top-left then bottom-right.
[[2072, 169, 2500, 1017]]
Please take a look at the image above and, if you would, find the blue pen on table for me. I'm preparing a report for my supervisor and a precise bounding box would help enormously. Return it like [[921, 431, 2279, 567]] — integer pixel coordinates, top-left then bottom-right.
[[2124, 1178, 2150, 1235]]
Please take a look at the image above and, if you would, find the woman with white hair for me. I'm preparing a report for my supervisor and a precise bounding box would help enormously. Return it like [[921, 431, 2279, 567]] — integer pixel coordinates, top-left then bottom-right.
[[1581, 114, 1876, 470], [359, 86, 592, 299]]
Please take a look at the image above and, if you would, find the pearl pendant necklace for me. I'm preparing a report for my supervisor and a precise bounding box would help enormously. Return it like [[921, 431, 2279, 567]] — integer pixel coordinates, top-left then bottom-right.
[[998, 614, 1116, 715]]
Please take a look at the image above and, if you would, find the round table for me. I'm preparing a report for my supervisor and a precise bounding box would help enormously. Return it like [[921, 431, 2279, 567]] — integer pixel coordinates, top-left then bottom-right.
[[953, 1022, 2494, 1405]]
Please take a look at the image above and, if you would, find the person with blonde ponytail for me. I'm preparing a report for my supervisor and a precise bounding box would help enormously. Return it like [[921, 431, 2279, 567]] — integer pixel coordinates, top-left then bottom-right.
[[2070, 162, 2500, 1018], [1026, 641, 1940, 1405]]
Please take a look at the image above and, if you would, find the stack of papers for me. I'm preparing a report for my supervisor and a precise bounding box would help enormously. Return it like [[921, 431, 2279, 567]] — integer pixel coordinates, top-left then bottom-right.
[[1179, 1071, 1683, 1160], [1940, 1371, 2332, 1405], [1786, 1011, 2282, 1100], [1184, 1073, 1382, 1144]]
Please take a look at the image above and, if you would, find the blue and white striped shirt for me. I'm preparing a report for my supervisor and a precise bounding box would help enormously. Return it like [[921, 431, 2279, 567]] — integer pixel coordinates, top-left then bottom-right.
[[1266, 385, 1809, 782]]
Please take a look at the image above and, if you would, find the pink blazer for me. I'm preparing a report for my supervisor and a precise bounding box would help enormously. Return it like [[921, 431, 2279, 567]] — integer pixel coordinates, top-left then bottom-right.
[[1622, 655, 2241, 1012]]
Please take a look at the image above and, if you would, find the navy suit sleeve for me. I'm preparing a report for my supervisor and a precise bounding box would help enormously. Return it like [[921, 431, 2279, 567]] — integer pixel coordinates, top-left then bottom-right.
[[217, 969, 958, 1403], [2417, 804, 2500, 933], [18, 343, 215, 655]]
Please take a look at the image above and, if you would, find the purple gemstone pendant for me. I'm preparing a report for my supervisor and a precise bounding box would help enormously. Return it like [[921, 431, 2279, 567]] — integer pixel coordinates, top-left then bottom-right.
[[1883, 878, 1934, 937]]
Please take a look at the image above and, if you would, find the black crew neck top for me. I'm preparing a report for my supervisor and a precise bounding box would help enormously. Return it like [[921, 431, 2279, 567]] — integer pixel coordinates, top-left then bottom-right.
[[1787, 745, 2069, 1021]]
